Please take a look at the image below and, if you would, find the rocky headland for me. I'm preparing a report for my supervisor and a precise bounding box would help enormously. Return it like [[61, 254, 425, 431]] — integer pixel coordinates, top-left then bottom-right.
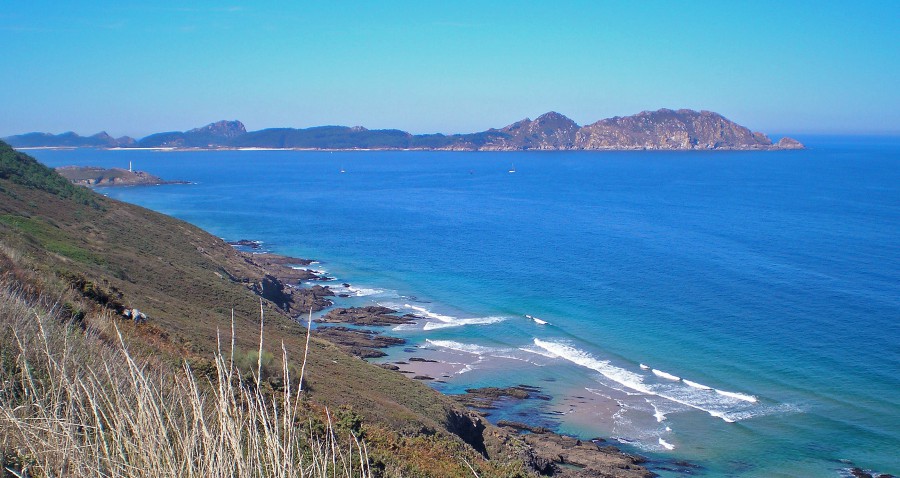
[[7, 109, 804, 151], [55, 166, 188, 187]]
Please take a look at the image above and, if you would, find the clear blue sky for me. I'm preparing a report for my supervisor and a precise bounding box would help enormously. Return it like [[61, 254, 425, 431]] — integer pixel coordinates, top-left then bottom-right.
[[2, 1, 898, 137]]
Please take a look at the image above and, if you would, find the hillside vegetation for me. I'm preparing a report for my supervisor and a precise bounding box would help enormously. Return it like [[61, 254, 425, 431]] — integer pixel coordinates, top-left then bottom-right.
[[0, 141, 531, 477]]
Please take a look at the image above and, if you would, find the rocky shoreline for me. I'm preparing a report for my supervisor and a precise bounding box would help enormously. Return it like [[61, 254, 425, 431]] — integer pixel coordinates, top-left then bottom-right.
[[229, 239, 668, 478]]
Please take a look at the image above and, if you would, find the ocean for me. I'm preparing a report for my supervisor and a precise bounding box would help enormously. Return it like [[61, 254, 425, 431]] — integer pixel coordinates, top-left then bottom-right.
[[30, 136, 900, 477]]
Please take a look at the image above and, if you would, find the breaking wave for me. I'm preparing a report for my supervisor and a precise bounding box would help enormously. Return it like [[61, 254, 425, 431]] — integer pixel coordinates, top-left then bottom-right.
[[533, 339, 763, 423], [652, 369, 681, 381]]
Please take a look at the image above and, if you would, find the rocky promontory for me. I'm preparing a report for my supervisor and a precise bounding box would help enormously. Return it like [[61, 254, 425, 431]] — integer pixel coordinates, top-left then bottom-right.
[[55, 166, 187, 187]]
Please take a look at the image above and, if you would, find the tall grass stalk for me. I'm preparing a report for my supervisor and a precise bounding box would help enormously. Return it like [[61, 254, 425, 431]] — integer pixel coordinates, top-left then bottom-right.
[[0, 283, 370, 477]]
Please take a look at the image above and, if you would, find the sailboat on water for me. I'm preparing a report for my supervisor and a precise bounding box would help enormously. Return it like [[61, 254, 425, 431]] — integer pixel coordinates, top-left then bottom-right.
[[508, 164, 516, 173]]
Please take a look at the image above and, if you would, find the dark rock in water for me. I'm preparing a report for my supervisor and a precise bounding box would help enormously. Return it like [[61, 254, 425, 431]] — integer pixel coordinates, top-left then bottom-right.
[[848, 468, 892, 478], [255, 253, 314, 267], [497, 420, 552, 434], [851, 468, 874, 478], [413, 375, 434, 380], [508, 427, 654, 478], [318, 306, 416, 326], [409, 357, 439, 363], [517, 384, 543, 391], [464, 386, 532, 400], [314, 326, 404, 358], [342, 283, 351, 287], [453, 385, 542, 410], [377, 363, 400, 371], [338, 293, 350, 298], [228, 239, 262, 249]]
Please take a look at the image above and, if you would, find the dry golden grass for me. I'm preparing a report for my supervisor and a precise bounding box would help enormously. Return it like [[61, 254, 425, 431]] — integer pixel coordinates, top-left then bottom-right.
[[0, 284, 371, 478]]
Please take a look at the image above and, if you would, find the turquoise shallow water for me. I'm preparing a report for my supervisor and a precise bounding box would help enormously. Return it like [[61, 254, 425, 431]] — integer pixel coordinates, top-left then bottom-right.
[[31, 136, 900, 477]]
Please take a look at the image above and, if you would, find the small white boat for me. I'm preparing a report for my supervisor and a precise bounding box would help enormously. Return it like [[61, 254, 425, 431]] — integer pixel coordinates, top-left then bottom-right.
[[508, 164, 516, 173]]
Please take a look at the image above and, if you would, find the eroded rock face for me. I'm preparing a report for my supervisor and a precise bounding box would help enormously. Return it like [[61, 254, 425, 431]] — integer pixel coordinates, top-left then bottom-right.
[[483, 111, 581, 150], [575, 109, 775, 150], [289, 285, 334, 313]]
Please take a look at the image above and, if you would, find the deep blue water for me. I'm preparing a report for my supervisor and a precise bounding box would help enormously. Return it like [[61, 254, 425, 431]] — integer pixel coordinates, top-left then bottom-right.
[[30, 137, 900, 477]]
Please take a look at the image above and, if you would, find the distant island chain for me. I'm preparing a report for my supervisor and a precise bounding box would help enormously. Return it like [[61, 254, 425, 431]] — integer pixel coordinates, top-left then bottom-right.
[[5, 109, 804, 151]]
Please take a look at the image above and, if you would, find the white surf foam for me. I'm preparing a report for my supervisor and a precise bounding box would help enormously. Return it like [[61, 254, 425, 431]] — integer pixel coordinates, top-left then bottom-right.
[[639, 363, 650, 370], [347, 286, 385, 297], [649, 401, 667, 422], [683, 379, 712, 390], [533, 339, 651, 394], [517, 345, 560, 359], [538, 340, 762, 424], [652, 369, 681, 381], [706, 410, 736, 423], [425, 339, 498, 355], [422, 316, 506, 330], [403, 304, 456, 322], [658, 438, 675, 450], [715, 389, 758, 403], [457, 363, 477, 375]]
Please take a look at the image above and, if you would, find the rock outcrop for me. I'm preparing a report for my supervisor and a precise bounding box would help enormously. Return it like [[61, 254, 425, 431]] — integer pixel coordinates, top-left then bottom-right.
[[317, 306, 418, 326], [776, 136, 805, 149]]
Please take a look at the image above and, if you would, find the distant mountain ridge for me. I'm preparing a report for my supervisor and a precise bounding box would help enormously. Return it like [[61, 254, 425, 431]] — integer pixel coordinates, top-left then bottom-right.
[[6, 131, 136, 148], [4, 109, 804, 150]]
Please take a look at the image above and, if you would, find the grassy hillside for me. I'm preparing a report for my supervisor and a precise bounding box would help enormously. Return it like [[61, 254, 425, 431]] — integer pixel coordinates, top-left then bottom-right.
[[0, 141, 533, 477]]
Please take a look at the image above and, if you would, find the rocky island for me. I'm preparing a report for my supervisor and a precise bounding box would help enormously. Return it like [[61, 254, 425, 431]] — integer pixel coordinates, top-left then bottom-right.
[[55, 166, 188, 187], [6, 109, 804, 151]]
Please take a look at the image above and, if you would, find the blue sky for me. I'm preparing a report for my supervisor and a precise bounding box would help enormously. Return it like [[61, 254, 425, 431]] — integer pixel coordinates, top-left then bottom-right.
[[1, 1, 898, 137]]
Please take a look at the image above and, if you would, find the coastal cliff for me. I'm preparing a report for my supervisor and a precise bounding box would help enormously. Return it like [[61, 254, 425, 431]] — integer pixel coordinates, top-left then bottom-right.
[[5, 109, 804, 151]]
